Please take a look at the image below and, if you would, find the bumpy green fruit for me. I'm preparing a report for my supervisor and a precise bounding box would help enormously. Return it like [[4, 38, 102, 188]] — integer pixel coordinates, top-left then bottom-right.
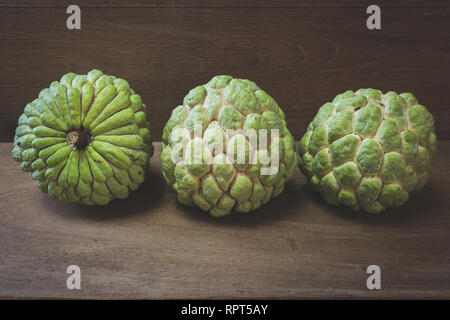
[[161, 75, 297, 217], [299, 89, 436, 213], [12, 70, 154, 205]]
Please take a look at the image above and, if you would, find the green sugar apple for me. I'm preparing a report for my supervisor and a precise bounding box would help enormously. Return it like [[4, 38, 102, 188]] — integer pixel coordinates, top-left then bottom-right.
[[299, 89, 436, 213], [161, 75, 297, 217], [12, 69, 154, 205]]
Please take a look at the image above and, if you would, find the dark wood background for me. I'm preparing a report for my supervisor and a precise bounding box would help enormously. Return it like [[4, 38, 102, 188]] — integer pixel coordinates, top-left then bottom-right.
[[0, 0, 449, 141], [0, 0, 449, 299]]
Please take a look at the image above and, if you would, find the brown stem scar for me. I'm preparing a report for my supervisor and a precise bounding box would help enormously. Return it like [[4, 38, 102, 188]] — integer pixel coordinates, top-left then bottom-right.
[[66, 129, 92, 150]]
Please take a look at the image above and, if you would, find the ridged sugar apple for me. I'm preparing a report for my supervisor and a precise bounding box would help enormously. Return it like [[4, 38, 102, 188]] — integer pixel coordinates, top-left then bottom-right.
[[12, 70, 153, 205], [299, 89, 436, 213], [161, 75, 297, 217]]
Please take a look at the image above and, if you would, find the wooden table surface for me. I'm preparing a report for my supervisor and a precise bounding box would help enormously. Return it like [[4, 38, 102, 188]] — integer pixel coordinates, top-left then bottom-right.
[[0, 141, 449, 299]]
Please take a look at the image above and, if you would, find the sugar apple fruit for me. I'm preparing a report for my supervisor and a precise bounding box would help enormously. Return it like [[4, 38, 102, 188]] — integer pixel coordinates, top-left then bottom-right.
[[12, 69, 154, 205], [161, 75, 297, 217], [299, 89, 436, 213]]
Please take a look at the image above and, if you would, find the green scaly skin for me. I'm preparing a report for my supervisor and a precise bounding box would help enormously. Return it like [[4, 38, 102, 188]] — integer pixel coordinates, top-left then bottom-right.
[[12, 69, 154, 205], [298, 89, 437, 213], [161, 75, 298, 217]]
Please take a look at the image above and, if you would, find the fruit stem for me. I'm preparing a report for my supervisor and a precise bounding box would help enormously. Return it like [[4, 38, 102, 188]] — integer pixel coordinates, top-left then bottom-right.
[[66, 129, 92, 150]]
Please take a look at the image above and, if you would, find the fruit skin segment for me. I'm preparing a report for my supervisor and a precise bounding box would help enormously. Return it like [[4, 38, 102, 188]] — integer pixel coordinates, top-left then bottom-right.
[[298, 89, 437, 213], [161, 75, 298, 217], [12, 69, 154, 205]]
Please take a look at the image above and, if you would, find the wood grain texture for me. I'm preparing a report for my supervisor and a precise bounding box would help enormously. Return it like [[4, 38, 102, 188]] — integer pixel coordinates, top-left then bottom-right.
[[0, 2, 450, 141], [4, 1, 450, 8], [0, 141, 449, 299]]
